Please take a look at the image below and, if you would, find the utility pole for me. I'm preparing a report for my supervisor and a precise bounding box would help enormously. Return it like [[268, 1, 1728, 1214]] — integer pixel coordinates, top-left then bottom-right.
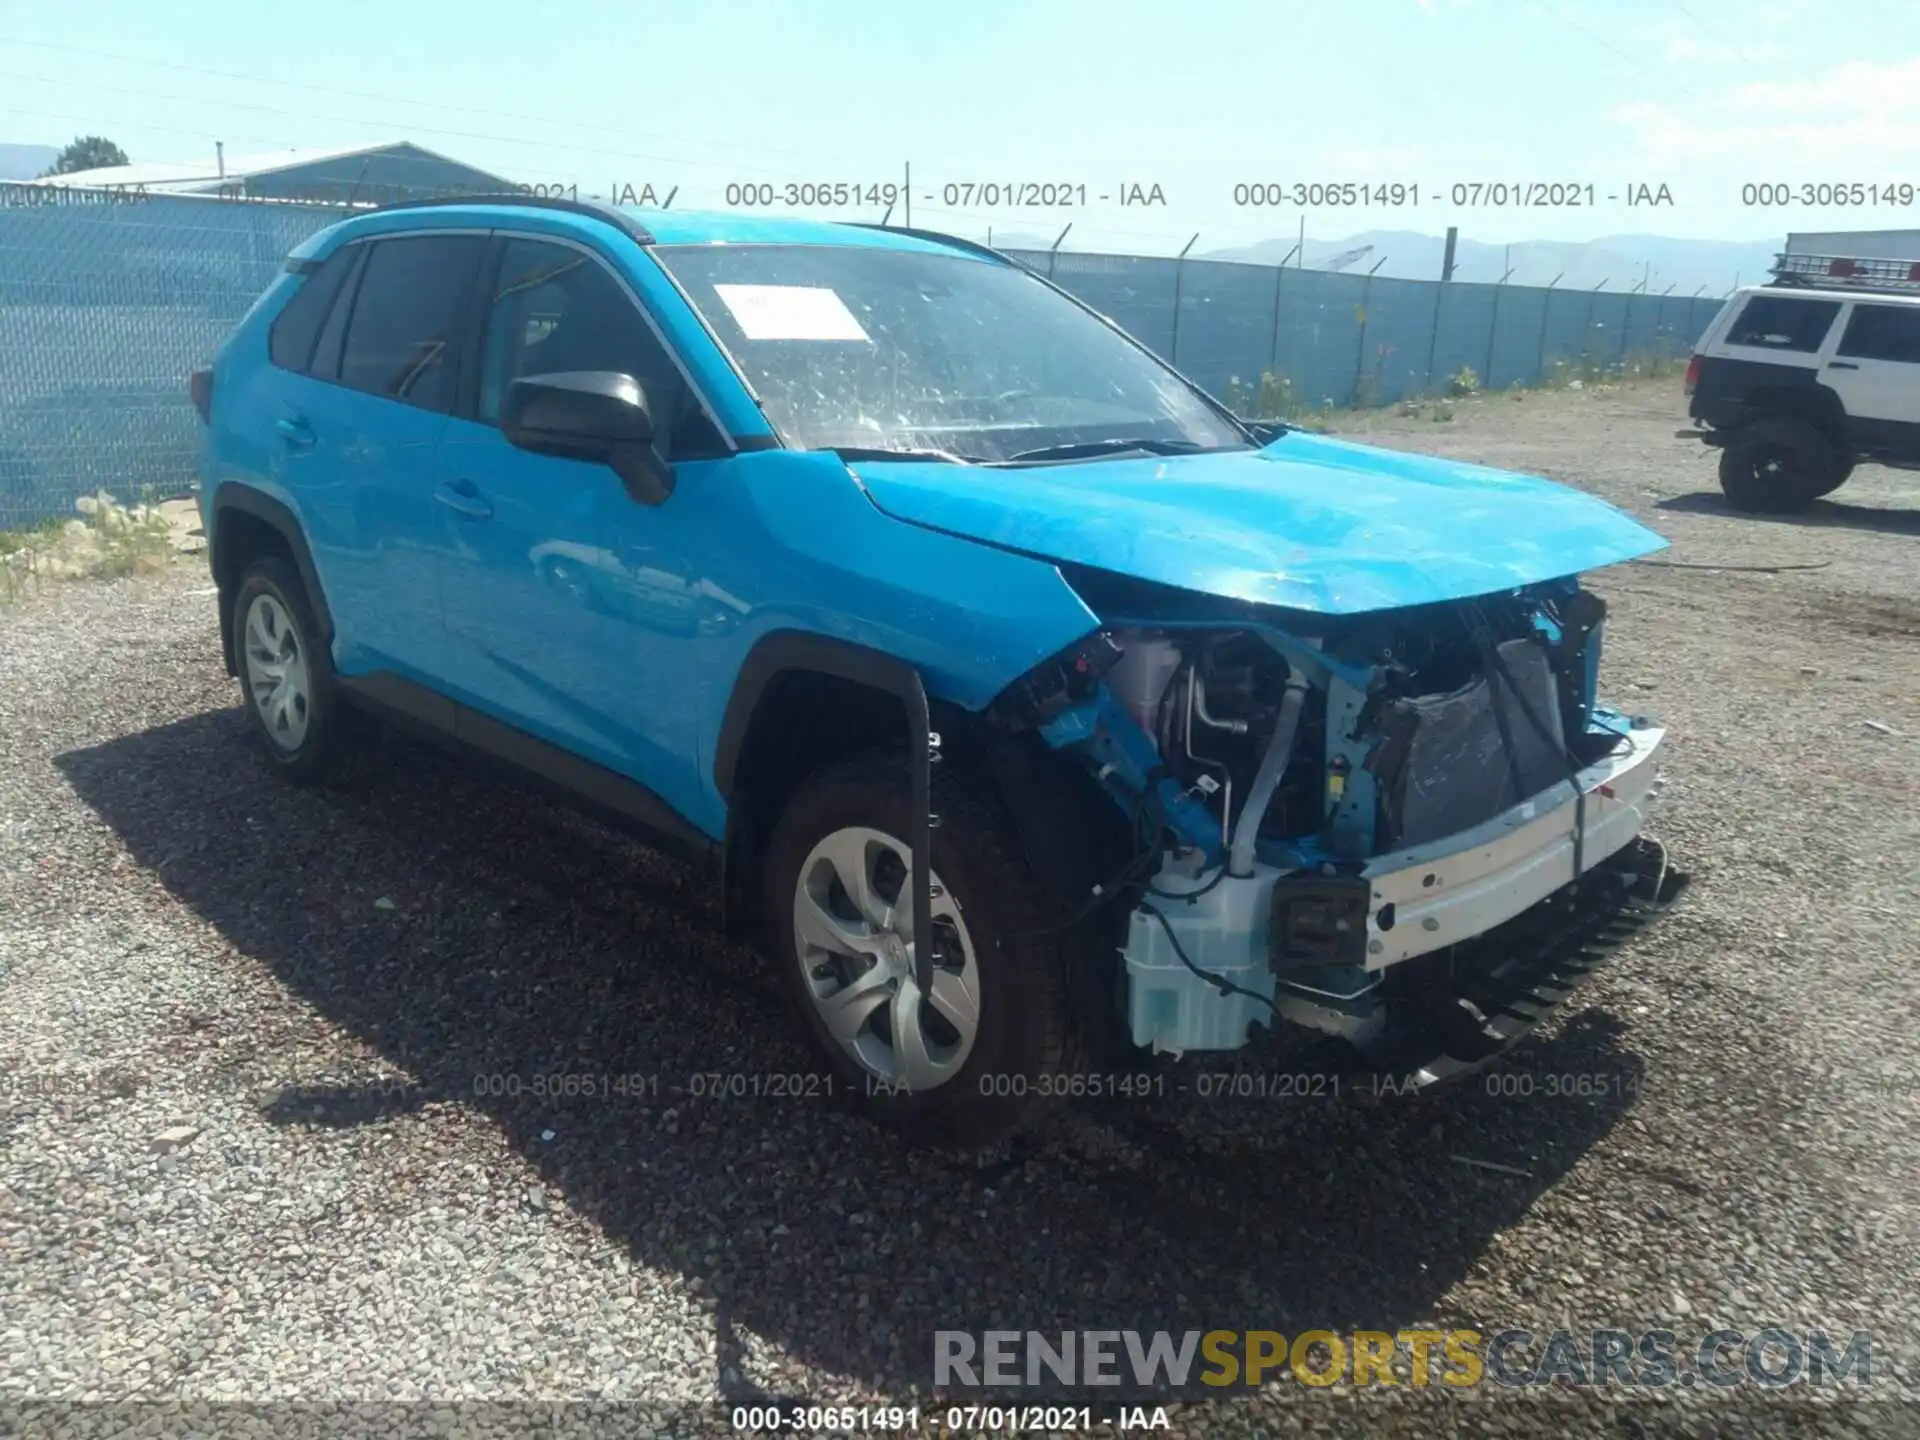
[[1441, 225, 1459, 282]]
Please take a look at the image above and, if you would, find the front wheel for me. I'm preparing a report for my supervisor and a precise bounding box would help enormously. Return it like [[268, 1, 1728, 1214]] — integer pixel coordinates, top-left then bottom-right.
[[762, 753, 1083, 1146]]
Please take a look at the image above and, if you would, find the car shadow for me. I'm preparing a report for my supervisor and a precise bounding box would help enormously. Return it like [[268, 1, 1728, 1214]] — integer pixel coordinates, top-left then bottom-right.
[[1658, 489, 1920, 536], [56, 710, 1649, 1404]]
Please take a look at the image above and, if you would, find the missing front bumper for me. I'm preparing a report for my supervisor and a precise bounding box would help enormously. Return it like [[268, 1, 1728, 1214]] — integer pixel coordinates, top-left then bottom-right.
[[1120, 721, 1671, 1056]]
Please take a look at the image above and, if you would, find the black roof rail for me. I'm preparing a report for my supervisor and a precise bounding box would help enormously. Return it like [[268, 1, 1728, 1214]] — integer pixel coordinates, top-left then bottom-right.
[[358, 192, 655, 244], [848, 222, 1024, 267]]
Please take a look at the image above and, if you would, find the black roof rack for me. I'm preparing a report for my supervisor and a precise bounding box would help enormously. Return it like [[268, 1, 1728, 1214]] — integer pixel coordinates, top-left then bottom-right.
[[1768, 250, 1920, 294], [359, 192, 654, 244]]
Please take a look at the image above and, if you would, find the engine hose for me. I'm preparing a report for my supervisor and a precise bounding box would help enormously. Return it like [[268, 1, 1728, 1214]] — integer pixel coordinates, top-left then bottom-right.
[[1228, 675, 1309, 878]]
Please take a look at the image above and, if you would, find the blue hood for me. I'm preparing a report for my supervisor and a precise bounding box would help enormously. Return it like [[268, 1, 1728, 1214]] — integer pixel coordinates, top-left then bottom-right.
[[849, 431, 1667, 615]]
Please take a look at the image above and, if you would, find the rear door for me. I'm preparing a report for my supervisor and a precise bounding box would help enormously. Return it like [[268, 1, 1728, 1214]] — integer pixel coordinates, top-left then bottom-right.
[[279, 230, 487, 684], [1691, 292, 1844, 428], [1825, 301, 1920, 455]]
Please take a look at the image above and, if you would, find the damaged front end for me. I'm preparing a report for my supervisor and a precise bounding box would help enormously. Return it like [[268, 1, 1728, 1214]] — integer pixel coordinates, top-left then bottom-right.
[[987, 570, 1687, 1085]]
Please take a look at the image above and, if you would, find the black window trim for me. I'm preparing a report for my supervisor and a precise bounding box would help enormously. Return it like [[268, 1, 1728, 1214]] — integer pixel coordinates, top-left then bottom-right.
[[468, 228, 738, 459], [1836, 300, 1920, 365]]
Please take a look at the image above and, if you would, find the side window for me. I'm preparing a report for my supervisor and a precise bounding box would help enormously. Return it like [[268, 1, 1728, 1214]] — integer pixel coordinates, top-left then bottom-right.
[[268, 246, 356, 373], [1725, 295, 1841, 353], [337, 235, 487, 413], [1837, 303, 1920, 364], [307, 244, 366, 383], [477, 237, 726, 459]]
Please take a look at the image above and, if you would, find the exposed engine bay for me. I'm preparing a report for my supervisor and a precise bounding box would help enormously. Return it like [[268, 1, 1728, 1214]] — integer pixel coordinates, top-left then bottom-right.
[[990, 575, 1675, 1070], [1100, 584, 1617, 865]]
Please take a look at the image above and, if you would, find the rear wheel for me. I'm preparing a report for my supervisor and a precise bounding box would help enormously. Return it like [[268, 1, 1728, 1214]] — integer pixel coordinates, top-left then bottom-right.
[[232, 556, 347, 782], [1809, 456, 1855, 499], [763, 752, 1082, 1146], [1718, 418, 1833, 513]]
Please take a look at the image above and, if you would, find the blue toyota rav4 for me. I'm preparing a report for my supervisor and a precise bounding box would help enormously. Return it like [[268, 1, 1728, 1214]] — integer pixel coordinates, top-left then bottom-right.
[[195, 196, 1683, 1144]]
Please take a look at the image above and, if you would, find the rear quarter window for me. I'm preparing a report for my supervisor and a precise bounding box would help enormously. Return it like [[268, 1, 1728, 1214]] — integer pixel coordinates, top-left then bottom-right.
[[268, 246, 358, 373], [1724, 295, 1842, 353]]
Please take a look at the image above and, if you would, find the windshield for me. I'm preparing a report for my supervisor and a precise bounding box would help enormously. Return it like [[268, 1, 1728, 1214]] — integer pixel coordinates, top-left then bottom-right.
[[652, 242, 1248, 463]]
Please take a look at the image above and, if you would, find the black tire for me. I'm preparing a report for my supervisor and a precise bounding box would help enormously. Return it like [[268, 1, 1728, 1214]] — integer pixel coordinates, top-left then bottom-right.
[[231, 556, 347, 783], [1809, 456, 1854, 499], [1718, 418, 1833, 513], [762, 751, 1084, 1147]]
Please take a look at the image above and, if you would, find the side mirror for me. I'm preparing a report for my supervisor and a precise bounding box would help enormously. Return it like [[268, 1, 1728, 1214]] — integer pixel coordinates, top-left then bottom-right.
[[501, 370, 675, 505]]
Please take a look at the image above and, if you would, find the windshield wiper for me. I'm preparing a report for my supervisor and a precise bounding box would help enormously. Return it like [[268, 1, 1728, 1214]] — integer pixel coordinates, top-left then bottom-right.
[[1003, 437, 1212, 464], [819, 445, 983, 465]]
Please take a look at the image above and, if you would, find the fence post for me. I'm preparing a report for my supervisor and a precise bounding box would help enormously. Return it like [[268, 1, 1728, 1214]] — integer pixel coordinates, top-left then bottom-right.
[[1422, 285, 1446, 396], [1352, 256, 1385, 405], [1267, 242, 1297, 378], [1653, 283, 1675, 361], [1169, 232, 1199, 368], [1583, 280, 1609, 368], [1535, 273, 1562, 381], [1482, 264, 1511, 390], [1047, 222, 1072, 280]]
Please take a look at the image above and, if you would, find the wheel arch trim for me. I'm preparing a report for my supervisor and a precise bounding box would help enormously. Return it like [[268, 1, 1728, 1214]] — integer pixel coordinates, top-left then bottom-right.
[[209, 485, 334, 672], [713, 628, 936, 993]]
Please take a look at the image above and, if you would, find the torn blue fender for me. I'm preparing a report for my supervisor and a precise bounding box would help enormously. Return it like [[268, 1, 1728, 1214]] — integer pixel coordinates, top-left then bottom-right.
[[850, 430, 1667, 613]]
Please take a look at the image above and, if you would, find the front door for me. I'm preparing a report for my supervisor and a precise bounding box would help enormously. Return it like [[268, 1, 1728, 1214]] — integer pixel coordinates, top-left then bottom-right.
[[433, 233, 735, 820]]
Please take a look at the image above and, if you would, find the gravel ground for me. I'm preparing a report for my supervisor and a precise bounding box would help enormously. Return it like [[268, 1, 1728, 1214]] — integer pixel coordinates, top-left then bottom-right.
[[2, 378, 1916, 1438]]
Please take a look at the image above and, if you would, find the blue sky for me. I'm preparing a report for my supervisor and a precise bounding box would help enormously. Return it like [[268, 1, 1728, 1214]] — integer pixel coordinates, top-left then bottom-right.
[[3, 0, 1918, 253]]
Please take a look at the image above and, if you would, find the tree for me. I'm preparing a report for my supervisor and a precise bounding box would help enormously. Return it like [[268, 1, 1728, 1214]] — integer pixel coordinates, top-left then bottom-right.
[[40, 136, 130, 177]]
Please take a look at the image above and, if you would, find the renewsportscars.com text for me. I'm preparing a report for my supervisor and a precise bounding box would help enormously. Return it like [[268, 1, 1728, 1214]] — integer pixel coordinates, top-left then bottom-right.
[[933, 1328, 1874, 1391]]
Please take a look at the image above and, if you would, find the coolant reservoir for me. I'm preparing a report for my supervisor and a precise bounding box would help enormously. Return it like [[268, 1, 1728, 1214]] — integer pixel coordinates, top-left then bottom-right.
[[1106, 637, 1183, 743]]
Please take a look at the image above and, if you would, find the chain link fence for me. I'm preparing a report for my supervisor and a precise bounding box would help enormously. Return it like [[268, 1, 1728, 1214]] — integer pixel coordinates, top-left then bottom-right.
[[1, 192, 1724, 529], [1005, 248, 1721, 418]]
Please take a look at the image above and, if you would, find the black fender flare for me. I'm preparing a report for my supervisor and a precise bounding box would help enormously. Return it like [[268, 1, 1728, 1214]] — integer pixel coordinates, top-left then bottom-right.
[[712, 629, 935, 989], [209, 485, 334, 659], [712, 630, 931, 801]]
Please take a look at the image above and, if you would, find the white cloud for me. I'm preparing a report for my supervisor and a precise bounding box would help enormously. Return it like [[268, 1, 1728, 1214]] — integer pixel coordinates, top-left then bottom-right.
[[1611, 55, 1920, 169]]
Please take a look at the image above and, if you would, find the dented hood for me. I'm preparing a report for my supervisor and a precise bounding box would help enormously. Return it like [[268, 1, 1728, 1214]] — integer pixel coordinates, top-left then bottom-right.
[[849, 430, 1667, 615]]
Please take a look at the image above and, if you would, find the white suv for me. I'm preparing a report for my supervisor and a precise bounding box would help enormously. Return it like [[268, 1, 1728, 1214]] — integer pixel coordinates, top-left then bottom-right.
[[1684, 275, 1920, 512]]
